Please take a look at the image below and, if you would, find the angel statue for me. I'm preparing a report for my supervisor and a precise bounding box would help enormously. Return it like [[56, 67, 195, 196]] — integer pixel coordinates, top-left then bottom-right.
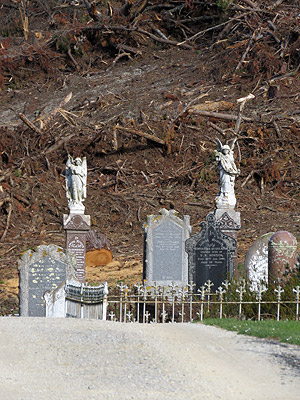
[[65, 155, 87, 214], [214, 137, 240, 209]]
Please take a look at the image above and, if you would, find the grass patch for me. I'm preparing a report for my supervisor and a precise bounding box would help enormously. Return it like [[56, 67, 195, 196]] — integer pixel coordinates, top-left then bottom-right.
[[202, 318, 300, 346]]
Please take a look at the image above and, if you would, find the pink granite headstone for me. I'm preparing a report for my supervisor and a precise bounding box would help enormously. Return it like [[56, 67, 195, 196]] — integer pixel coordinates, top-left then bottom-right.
[[268, 231, 297, 282]]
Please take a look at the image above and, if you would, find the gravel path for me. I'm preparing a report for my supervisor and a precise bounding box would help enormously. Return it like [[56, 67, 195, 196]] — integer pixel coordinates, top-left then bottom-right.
[[0, 318, 299, 400]]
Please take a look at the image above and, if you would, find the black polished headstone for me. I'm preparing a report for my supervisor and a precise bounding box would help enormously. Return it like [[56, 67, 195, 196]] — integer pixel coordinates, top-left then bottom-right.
[[185, 213, 236, 292]]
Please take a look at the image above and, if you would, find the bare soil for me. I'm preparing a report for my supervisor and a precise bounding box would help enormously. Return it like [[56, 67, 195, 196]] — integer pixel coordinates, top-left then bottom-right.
[[1, 1, 300, 314]]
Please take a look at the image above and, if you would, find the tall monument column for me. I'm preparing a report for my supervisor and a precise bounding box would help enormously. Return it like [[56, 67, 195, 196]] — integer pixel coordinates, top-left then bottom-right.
[[214, 137, 241, 276], [63, 155, 90, 282]]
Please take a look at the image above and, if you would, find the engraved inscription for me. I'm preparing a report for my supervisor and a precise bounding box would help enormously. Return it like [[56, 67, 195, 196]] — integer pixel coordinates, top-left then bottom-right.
[[68, 235, 85, 280], [195, 243, 228, 290], [185, 213, 236, 292], [28, 257, 66, 317], [153, 220, 183, 281]]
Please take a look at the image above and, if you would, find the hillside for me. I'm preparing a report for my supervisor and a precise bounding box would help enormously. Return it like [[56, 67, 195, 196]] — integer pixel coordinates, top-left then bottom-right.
[[0, 0, 300, 314]]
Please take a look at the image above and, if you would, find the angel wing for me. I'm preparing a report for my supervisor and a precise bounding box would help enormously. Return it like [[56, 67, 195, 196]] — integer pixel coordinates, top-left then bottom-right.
[[66, 154, 73, 172], [82, 157, 87, 198], [215, 137, 223, 151], [227, 137, 238, 150]]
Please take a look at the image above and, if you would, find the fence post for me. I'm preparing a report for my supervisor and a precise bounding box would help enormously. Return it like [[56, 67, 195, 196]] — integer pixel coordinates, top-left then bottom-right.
[[103, 282, 108, 321], [197, 286, 205, 321], [256, 283, 267, 321], [141, 283, 148, 323], [170, 282, 177, 323], [205, 280, 214, 313], [293, 285, 300, 321], [134, 282, 142, 323], [117, 282, 125, 322], [124, 285, 129, 322], [217, 286, 226, 319], [274, 280, 284, 321], [179, 286, 187, 323], [236, 281, 246, 320], [188, 281, 195, 322]]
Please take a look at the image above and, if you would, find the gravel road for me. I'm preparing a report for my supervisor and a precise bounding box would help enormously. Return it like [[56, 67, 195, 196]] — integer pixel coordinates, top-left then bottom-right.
[[0, 318, 299, 400]]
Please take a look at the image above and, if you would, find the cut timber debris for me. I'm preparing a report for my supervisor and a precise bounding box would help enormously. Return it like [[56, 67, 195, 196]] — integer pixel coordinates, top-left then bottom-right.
[[86, 249, 113, 267], [115, 125, 165, 146], [188, 101, 234, 112]]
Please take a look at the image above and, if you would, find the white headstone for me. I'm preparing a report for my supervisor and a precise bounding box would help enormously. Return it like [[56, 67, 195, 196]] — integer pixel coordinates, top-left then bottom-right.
[[245, 232, 274, 291]]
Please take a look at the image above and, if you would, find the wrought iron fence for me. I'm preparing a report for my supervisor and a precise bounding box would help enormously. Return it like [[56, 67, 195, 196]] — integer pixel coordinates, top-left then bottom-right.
[[106, 280, 300, 323]]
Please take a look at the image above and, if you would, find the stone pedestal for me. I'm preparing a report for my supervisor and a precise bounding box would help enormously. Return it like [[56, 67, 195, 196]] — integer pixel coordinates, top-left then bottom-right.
[[63, 213, 90, 282], [214, 208, 241, 276]]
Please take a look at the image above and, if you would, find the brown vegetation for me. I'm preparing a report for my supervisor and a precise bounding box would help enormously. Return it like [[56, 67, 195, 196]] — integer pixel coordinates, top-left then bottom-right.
[[0, 1, 300, 314]]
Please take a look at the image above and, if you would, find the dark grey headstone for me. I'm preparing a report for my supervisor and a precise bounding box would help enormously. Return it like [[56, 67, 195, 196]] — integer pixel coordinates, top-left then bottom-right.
[[185, 213, 236, 292], [18, 245, 70, 317], [143, 209, 191, 286]]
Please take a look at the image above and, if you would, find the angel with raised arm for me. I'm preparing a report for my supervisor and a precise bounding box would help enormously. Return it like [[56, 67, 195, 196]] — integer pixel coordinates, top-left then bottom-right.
[[65, 155, 87, 213], [214, 137, 240, 209]]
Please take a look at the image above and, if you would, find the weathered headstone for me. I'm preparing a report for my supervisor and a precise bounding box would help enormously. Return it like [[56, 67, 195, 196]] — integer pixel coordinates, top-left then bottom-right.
[[143, 209, 191, 286], [268, 231, 297, 282], [245, 232, 274, 291], [185, 213, 236, 292], [18, 244, 71, 317]]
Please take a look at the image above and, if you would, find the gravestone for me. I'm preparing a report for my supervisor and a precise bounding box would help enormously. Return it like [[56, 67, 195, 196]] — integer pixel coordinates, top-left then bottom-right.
[[18, 244, 73, 317], [143, 209, 191, 286], [245, 232, 274, 291], [268, 231, 297, 282], [185, 213, 236, 292]]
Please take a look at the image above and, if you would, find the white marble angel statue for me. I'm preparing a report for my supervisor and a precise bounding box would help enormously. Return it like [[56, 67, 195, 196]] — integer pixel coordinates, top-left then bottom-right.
[[65, 155, 87, 214], [214, 137, 240, 209]]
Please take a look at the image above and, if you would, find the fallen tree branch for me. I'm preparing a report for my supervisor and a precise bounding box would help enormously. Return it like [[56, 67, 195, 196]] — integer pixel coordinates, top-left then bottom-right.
[[44, 133, 77, 154], [207, 121, 226, 137], [188, 109, 253, 122], [1, 200, 12, 241], [241, 0, 258, 9], [135, 27, 193, 49], [115, 125, 165, 146], [67, 48, 80, 70], [18, 113, 43, 135], [107, 52, 131, 71], [235, 93, 255, 134]]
